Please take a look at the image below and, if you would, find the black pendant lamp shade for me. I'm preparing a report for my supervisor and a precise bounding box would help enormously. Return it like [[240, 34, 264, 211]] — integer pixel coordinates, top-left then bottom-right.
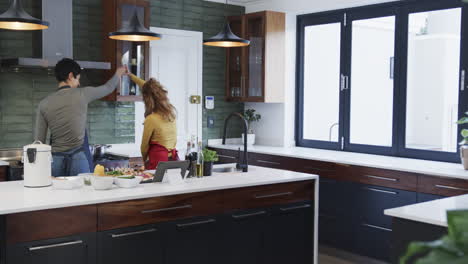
[[203, 22, 250, 47], [0, 0, 49, 30], [109, 10, 161, 42]]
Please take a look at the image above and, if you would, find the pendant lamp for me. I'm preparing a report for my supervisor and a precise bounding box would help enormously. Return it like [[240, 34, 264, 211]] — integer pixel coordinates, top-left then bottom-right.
[[203, 0, 250, 48], [109, 9, 161, 42], [0, 0, 49, 30]]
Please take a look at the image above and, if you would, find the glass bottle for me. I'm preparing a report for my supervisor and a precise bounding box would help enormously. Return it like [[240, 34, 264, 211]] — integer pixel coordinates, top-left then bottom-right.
[[196, 141, 204, 177]]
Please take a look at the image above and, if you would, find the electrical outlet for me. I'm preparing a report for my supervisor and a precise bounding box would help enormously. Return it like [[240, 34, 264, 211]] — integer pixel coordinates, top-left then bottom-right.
[[207, 116, 215, 128]]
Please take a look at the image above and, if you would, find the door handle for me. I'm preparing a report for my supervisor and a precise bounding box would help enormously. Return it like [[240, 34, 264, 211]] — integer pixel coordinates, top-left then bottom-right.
[[362, 223, 392, 232], [176, 219, 216, 228], [232, 210, 267, 219], [280, 204, 311, 212], [461, 69, 465, 91], [435, 184, 468, 192], [141, 204, 192, 214], [28, 240, 83, 251], [256, 160, 281, 166], [363, 187, 397, 195], [364, 174, 398, 182], [111, 228, 157, 238], [254, 192, 292, 199], [218, 154, 236, 160]]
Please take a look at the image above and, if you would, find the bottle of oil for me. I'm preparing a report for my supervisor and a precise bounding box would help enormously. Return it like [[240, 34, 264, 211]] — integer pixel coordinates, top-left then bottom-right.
[[196, 141, 204, 177]]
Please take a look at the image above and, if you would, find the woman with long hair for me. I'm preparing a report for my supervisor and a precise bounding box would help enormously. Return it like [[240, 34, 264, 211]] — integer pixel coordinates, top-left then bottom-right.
[[130, 74, 178, 170]]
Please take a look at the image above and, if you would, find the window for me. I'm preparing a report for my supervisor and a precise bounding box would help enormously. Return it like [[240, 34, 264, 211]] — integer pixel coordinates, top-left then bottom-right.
[[297, 0, 467, 162]]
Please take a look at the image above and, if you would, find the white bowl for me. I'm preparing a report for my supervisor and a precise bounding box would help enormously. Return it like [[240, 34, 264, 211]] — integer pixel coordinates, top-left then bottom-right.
[[52, 176, 84, 190], [114, 176, 143, 188], [90, 176, 114, 190]]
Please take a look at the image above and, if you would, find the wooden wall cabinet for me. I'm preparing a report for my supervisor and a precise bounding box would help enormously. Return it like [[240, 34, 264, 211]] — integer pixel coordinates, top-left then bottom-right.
[[102, 0, 150, 102], [226, 11, 285, 103]]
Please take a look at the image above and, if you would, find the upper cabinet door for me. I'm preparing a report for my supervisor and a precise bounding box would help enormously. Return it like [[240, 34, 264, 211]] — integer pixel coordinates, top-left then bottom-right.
[[226, 16, 246, 102], [245, 13, 266, 101]]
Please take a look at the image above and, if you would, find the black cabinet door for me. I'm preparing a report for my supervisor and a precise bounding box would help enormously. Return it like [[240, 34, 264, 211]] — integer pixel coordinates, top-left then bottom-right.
[[264, 202, 314, 264], [6, 233, 96, 264], [224, 208, 269, 264], [98, 224, 164, 264], [417, 193, 445, 202], [319, 178, 353, 217], [356, 223, 392, 261], [165, 216, 223, 264]]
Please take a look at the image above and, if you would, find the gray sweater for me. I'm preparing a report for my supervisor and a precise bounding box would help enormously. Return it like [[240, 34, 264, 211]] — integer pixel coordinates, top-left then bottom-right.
[[35, 74, 119, 152]]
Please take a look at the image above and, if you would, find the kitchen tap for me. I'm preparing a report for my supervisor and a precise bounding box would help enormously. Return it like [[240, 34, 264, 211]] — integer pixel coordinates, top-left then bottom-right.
[[222, 112, 248, 172]]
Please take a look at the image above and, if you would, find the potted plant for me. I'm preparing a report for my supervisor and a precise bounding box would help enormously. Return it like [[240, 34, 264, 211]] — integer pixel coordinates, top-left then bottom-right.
[[242, 109, 261, 146], [202, 148, 218, 176], [456, 113, 468, 169], [400, 210, 468, 264]]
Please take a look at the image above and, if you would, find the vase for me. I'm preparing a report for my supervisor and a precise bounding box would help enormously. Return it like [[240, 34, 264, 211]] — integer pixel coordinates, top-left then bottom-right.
[[241, 133, 255, 146], [460, 145, 468, 170], [203, 161, 213, 176]]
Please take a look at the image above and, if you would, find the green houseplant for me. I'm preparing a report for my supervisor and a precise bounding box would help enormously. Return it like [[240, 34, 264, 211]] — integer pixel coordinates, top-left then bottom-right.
[[456, 113, 468, 169], [202, 148, 218, 176], [242, 109, 261, 146], [400, 210, 468, 264]]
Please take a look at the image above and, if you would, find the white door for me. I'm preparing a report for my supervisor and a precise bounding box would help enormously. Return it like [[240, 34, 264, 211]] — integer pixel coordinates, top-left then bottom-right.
[[148, 27, 203, 156]]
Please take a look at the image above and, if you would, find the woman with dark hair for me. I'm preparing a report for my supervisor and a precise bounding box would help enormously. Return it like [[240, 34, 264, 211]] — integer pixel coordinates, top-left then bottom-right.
[[130, 74, 178, 170]]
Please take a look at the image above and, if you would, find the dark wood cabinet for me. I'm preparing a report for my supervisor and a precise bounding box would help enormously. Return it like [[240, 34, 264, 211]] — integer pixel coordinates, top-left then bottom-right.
[[418, 174, 468, 197], [98, 224, 164, 264], [102, 0, 150, 102], [0, 166, 6, 181], [6, 233, 96, 264], [226, 11, 285, 103]]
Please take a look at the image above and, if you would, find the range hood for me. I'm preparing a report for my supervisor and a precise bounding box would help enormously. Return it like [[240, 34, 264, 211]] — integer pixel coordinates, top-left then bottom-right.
[[1, 0, 110, 70]]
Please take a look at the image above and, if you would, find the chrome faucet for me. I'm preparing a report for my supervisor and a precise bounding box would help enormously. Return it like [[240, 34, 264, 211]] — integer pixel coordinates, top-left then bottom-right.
[[222, 112, 248, 172], [329, 122, 339, 141]]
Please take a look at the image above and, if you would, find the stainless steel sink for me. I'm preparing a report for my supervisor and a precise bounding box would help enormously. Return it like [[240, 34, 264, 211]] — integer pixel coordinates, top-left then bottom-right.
[[212, 166, 239, 173]]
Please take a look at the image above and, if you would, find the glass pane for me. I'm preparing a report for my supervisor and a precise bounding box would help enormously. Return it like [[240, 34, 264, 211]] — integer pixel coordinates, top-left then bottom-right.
[[302, 23, 341, 142], [228, 19, 243, 98], [349, 16, 395, 147], [247, 17, 264, 97], [405, 8, 461, 152]]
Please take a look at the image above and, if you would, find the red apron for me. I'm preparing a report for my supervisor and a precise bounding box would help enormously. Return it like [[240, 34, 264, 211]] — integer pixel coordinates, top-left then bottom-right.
[[145, 141, 179, 170]]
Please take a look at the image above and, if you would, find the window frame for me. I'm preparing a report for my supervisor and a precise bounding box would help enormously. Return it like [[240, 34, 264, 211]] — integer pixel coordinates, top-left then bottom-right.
[[296, 0, 468, 163]]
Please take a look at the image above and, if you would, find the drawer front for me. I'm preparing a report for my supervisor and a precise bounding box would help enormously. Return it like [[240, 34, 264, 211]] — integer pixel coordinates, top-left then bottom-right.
[[223, 181, 314, 211], [351, 166, 418, 191], [213, 148, 238, 164], [6, 206, 97, 244], [249, 152, 290, 170], [98, 191, 223, 230], [357, 184, 417, 229], [418, 175, 468, 196], [0, 166, 6, 181]]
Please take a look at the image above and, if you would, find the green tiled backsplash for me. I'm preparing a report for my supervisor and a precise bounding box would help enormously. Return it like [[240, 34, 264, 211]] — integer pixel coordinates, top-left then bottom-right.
[[0, 0, 244, 148]]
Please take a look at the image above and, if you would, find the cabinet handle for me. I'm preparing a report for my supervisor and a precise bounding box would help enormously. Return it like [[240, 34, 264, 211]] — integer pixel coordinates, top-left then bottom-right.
[[304, 166, 334, 172], [461, 69, 465, 91], [232, 210, 267, 219], [141, 204, 192, 214], [362, 223, 392, 232], [254, 192, 292, 199], [111, 228, 157, 238], [256, 160, 281, 166], [364, 175, 398, 182], [435, 185, 468, 192], [218, 154, 236, 160], [176, 219, 216, 228], [363, 187, 397, 195], [28, 240, 83, 251], [280, 204, 311, 212]]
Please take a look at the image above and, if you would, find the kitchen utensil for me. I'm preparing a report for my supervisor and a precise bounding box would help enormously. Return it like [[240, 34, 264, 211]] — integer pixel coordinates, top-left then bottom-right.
[[114, 176, 143, 188], [52, 176, 84, 190], [91, 144, 112, 160], [91, 176, 114, 190], [23, 141, 52, 188]]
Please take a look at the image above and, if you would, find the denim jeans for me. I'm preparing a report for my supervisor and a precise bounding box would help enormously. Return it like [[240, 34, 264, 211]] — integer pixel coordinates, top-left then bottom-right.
[[52, 147, 91, 177]]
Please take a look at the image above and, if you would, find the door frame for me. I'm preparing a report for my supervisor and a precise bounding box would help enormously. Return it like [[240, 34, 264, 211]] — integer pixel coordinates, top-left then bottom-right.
[[149, 27, 204, 142]]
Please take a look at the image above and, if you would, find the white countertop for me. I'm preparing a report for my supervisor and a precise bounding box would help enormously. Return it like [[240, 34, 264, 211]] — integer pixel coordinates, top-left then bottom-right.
[[0, 165, 317, 215], [209, 144, 468, 180], [0, 161, 8, 166], [384, 195, 468, 227]]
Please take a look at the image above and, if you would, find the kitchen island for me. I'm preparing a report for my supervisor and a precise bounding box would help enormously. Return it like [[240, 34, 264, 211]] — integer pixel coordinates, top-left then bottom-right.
[[0, 165, 318, 264]]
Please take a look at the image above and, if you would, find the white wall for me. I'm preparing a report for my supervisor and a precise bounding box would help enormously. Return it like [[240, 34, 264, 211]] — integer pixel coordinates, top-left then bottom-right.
[[244, 0, 400, 147]]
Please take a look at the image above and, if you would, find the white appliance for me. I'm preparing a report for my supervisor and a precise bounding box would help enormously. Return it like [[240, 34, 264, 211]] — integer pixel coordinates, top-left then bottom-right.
[[23, 141, 53, 188]]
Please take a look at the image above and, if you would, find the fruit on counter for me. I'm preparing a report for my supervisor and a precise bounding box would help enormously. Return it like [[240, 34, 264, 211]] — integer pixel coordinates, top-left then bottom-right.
[[94, 165, 105, 176]]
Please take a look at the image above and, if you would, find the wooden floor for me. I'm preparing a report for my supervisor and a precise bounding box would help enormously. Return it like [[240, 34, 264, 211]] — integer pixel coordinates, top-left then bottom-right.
[[319, 246, 389, 264]]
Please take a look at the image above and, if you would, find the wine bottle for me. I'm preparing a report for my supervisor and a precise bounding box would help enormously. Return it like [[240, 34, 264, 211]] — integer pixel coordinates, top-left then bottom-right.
[[196, 141, 204, 177]]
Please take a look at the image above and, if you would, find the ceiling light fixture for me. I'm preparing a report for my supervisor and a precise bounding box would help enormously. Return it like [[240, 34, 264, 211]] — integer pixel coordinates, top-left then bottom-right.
[[0, 0, 49, 30], [108, 5, 161, 42], [203, 0, 250, 48]]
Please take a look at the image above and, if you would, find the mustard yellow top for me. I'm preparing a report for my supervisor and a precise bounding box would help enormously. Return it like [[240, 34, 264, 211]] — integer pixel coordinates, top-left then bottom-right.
[[130, 74, 177, 161]]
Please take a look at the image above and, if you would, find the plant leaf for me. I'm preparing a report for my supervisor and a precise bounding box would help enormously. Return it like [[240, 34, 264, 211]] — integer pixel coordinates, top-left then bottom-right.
[[447, 210, 468, 253], [462, 130, 468, 138], [415, 250, 468, 264], [457, 117, 468, 124]]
